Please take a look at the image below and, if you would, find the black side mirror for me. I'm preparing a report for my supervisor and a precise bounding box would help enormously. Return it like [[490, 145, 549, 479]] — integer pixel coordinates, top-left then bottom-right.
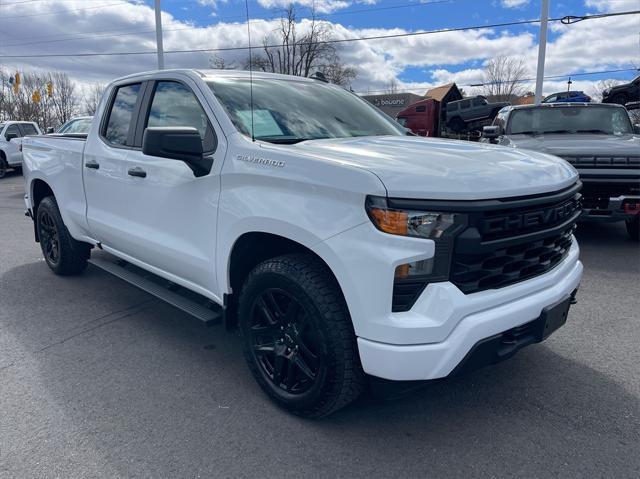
[[46, 127, 55, 134], [142, 127, 210, 177], [5, 133, 18, 141], [482, 125, 501, 143]]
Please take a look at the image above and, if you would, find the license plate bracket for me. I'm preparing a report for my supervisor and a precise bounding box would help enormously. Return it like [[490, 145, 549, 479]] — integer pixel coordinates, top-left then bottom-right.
[[539, 295, 571, 340]]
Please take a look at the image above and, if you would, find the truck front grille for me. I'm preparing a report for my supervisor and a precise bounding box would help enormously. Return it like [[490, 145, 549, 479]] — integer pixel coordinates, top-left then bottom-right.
[[451, 225, 575, 294], [561, 156, 640, 169], [449, 184, 582, 294]]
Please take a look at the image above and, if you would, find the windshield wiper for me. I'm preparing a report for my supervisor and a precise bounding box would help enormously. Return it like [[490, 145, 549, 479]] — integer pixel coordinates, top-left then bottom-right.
[[575, 129, 611, 134], [542, 129, 573, 134], [255, 136, 325, 144]]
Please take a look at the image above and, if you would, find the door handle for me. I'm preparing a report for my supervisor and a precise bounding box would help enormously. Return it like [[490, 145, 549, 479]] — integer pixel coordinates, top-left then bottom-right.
[[85, 160, 100, 169], [128, 167, 147, 178]]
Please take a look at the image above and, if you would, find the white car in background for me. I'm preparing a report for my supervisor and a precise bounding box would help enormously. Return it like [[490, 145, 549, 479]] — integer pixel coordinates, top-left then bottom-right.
[[51, 116, 93, 136], [0, 121, 42, 178]]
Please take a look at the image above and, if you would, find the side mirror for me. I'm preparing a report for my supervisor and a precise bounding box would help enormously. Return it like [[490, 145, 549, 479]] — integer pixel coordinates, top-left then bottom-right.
[[482, 125, 501, 143], [5, 133, 18, 141], [142, 127, 208, 176], [46, 127, 55, 134]]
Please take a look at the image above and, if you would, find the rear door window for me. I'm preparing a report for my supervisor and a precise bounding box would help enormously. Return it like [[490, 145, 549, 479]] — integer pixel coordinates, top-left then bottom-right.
[[103, 83, 142, 146], [460, 100, 471, 109]]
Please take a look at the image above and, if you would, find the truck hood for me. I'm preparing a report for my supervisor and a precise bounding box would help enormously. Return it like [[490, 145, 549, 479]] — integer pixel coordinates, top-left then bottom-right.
[[504, 133, 640, 158], [294, 136, 577, 200]]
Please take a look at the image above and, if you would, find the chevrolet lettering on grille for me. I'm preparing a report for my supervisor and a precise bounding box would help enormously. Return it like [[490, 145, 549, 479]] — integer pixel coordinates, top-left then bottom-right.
[[481, 199, 580, 236]]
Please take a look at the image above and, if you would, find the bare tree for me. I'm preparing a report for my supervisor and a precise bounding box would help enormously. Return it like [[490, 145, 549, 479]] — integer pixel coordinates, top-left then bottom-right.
[[47, 71, 78, 126], [481, 55, 529, 102], [246, 6, 356, 85], [209, 55, 236, 70], [384, 78, 399, 94], [83, 82, 106, 116]]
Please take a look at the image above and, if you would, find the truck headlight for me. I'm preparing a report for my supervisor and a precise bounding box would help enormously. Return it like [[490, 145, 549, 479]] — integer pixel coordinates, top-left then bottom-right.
[[365, 196, 462, 239], [366, 196, 467, 311]]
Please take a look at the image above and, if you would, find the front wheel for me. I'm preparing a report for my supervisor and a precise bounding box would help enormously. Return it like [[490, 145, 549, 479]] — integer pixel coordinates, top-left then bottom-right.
[[36, 196, 91, 275], [626, 215, 639, 241], [238, 254, 365, 417]]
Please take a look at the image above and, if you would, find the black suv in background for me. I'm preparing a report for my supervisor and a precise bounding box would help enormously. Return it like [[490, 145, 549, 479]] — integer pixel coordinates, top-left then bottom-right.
[[445, 95, 509, 133], [602, 75, 640, 105]]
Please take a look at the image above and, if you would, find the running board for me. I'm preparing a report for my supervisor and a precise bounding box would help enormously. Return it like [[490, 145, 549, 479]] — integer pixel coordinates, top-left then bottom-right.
[[88, 256, 222, 325]]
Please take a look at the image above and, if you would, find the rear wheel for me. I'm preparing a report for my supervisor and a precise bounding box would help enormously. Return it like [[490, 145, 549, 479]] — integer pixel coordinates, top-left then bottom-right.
[[448, 117, 466, 133], [626, 215, 639, 241], [238, 253, 365, 417], [0, 156, 7, 178], [611, 93, 628, 106], [36, 196, 91, 275]]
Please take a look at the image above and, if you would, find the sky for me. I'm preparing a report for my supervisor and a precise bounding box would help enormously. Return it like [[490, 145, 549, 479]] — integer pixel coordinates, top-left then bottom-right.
[[0, 0, 638, 98]]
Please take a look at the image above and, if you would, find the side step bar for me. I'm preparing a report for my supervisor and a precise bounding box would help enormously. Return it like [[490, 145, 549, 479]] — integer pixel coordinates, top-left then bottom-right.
[[88, 256, 222, 325]]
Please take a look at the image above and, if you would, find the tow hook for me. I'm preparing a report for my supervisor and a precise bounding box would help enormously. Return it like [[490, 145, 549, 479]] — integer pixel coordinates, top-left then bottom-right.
[[570, 288, 579, 305]]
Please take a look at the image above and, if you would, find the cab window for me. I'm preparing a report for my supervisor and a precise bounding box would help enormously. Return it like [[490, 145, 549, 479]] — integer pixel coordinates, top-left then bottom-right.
[[146, 81, 216, 154], [104, 83, 142, 146], [20, 123, 39, 136], [5, 124, 21, 140]]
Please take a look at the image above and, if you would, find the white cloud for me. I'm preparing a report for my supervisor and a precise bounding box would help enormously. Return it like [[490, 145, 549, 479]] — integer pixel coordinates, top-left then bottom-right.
[[501, 0, 530, 8], [256, 0, 351, 14], [0, 0, 636, 98]]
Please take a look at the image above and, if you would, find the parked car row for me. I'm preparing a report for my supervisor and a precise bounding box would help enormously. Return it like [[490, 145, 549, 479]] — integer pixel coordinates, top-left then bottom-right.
[[0, 116, 92, 177]]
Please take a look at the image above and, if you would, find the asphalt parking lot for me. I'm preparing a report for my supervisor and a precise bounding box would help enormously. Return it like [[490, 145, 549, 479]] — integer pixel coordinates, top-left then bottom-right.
[[1, 170, 639, 478]]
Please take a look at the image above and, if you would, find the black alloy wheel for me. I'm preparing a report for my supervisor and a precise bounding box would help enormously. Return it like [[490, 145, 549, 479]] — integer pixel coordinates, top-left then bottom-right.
[[38, 209, 60, 267], [248, 288, 322, 395]]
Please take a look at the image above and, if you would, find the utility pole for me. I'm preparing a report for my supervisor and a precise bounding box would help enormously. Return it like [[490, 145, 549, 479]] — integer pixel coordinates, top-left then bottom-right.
[[534, 0, 549, 105], [567, 77, 572, 92], [154, 0, 165, 70]]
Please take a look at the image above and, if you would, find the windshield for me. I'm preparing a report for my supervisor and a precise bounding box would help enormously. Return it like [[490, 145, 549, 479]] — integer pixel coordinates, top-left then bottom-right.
[[507, 106, 633, 135], [207, 78, 404, 143], [58, 118, 92, 134]]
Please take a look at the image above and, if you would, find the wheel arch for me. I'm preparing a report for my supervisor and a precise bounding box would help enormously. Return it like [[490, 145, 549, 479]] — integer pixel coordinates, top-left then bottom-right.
[[30, 178, 55, 242], [223, 231, 349, 330]]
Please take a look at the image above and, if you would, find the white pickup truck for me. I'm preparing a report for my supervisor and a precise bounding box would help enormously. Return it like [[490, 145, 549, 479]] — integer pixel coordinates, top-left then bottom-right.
[[0, 121, 41, 177], [22, 69, 583, 417]]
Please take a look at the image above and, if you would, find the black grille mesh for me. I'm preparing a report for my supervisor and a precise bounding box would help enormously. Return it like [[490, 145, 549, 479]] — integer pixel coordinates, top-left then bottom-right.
[[451, 225, 575, 294]]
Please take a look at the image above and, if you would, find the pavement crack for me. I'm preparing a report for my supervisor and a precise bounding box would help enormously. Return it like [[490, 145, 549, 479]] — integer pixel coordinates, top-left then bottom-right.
[[34, 300, 155, 354]]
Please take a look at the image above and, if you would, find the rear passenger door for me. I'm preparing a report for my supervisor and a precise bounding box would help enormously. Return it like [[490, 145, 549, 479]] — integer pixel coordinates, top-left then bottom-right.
[[84, 81, 146, 253]]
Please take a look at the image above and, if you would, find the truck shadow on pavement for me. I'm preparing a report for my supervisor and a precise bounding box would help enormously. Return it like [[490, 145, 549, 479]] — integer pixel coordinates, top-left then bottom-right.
[[1, 255, 639, 476]]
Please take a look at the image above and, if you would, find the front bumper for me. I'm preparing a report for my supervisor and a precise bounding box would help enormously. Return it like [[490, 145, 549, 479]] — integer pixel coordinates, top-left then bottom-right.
[[319, 223, 582, 381], [580, 195, 640, 222]]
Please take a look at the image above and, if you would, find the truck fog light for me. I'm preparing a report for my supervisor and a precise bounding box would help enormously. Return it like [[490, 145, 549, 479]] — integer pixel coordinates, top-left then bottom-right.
[[395, 258, 434, 279]]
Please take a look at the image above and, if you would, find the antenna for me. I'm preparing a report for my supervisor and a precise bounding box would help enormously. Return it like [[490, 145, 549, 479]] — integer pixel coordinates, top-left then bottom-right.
[[244, 0, 255, 142]]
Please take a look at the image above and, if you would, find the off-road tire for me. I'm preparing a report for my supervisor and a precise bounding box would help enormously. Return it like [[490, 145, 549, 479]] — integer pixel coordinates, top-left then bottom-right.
[[36, 196, 91, 275], [626, 215, 639, 241], [238, 253, 366, 417], [611, 93, 628, 106], [0, 155, 7, 178], [448, 116, 466, 133]]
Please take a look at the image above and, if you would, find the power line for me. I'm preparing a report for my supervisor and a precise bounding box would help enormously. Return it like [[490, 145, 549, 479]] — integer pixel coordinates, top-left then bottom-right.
[[0, 10, 640, 58], [0, 9, 637, 59], [0, 0, 452, 48], [356, 68, 640, 94]]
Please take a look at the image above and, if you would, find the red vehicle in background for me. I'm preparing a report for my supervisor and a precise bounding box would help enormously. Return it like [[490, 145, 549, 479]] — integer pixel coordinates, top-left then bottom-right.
[[396, 99, 440, 137]]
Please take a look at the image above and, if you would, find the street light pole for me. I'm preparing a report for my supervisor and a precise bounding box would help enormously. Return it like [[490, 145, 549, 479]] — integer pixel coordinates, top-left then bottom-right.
[[534, 0, 549, 105], [155, 0, 165, 70]]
